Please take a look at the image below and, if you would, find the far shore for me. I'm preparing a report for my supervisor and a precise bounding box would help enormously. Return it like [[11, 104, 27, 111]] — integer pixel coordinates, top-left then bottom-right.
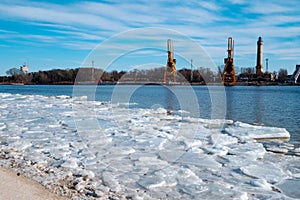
[[0, 81, 299, 86]]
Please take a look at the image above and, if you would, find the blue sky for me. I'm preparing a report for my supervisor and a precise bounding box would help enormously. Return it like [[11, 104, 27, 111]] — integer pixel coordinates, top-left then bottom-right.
[[0, 0, 300, 75]]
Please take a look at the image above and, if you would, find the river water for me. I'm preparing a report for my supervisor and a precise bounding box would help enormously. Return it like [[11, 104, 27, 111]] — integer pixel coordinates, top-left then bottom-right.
[[1, 84, 299, 144]]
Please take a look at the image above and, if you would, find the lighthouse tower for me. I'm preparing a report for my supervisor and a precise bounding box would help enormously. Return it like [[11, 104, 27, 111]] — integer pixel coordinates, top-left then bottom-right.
[[256, 37, 264, 76]]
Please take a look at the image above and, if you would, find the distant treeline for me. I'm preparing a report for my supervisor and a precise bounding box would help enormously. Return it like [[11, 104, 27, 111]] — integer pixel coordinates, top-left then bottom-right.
[[0, 66, 291, 85], [1, 67, 220, 84], [2, 68, 79, 84]]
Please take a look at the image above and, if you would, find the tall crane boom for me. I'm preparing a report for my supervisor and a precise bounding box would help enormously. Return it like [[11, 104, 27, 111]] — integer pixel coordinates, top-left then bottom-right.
[[167, 38, 174, 52], [164, 39, 177, 83]]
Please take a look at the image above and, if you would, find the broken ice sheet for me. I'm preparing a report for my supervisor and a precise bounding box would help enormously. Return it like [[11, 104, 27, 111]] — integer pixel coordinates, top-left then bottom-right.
[[276, 179, 300, 198], [0, 92, 299, 199], [241, 163, 289, 183], [225, 121, 290, 141]]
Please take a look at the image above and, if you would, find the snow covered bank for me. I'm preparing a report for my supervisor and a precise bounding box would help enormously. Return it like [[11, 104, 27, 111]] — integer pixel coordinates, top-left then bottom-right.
[[0, 93, 299, 199]]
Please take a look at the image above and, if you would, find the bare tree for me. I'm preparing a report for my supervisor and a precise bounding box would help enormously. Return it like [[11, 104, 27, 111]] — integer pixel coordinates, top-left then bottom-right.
[[278, 68, 288, 82], [6, 68, 23, 76]]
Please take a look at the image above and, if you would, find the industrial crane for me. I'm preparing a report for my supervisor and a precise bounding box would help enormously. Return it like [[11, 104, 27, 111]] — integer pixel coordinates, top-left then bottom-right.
[[222, 37, 236, 86], [164, 39, 177, 83]]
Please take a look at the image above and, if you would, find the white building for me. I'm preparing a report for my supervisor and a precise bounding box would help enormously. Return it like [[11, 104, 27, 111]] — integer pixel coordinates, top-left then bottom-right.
[[20, 64, 29, 74]]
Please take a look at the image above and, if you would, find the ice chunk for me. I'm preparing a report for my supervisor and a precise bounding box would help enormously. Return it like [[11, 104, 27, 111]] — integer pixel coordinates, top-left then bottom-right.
[[266, 147, 289, 154], [179, 184, 208, 197], [176, 153, 222, 169], [136, 156, 168, 167], [203, 144, 229, 156], [277, 179, 300, 198], [61, 158, 79, 168], [184, 139, 202, 149], [210, 133, 238, 146], [152, 107, 167, 114], [56, 95, 70, 99], [280, 143, 294, 150], [0, 93, 12, 98], [138, 175, 166, 189], [9, 140, 32, 150], [158, 150, 185, 162], [228, 142, 266, 160], [241, 163, 288, 183], [249, 178, 272, 190], [0, 123, 6, 131], [294, 148, 300, 154], [190, 182, 248, 200], [72, 95, 88, 101], [225, 121, 290, 140], [101, 171, 121, 192], [175, 167, 202, 185]]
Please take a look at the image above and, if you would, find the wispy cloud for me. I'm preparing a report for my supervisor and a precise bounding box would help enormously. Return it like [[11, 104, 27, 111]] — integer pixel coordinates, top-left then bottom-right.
[[244, 1, 295, 14], [0, 0, 299, 75], [228, 0, 247, 5]]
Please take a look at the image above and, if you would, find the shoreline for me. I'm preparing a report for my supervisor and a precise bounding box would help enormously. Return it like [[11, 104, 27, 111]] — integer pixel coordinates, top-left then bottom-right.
[[0, 165, 69, 200]]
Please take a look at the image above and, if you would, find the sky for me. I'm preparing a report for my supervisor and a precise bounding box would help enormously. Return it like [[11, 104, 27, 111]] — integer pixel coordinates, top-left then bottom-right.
[[0, 0, 300, 75]]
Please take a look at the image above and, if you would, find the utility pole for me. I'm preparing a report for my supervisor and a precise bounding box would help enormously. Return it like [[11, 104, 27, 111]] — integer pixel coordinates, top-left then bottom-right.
[[92, 61, 94, 81], [190, 59, 193, 83]]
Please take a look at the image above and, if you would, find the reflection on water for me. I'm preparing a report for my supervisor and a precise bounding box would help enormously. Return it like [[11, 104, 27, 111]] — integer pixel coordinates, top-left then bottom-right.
[[226, 88, 233, 120], [226, 87, 265, 125], [164, 87, 175, 112], [128, 85, 180, 111], [224, 86, 300, 145], [254, 88, 263, 124]]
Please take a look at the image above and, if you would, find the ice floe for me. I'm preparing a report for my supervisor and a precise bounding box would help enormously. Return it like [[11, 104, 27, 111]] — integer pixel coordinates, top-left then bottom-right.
[[0, 92, 299, 199], [225, 121, 290, 141]]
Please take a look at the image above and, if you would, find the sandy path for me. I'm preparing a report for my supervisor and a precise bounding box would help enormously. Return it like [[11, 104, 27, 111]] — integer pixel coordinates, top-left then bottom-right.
[[0, 166, 69, 200]]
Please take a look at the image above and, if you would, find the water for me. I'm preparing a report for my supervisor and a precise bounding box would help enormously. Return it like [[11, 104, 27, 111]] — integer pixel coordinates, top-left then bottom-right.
[[0, 84, 299, 144], [225, 86, 300, 145]]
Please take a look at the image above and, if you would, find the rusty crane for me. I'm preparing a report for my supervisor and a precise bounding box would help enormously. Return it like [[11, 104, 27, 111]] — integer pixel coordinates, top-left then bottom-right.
[[164, 39, 177, 83], [222, 37, 236, 86]]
